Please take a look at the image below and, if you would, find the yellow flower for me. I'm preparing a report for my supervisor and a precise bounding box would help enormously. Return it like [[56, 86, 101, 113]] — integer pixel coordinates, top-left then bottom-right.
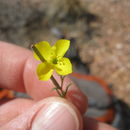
[[33, 39, 72, 81]]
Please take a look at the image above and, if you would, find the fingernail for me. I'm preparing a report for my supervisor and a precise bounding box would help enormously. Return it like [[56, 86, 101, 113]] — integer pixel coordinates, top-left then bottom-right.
[[31, 101, 80, 130]]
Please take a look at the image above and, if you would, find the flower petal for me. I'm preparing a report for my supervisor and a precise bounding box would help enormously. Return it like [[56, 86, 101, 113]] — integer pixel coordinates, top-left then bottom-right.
[[37, 62, 54, 81], [55, 57, 72, 75], [34, 41, 53, 61], [54, 39, 70, 57]]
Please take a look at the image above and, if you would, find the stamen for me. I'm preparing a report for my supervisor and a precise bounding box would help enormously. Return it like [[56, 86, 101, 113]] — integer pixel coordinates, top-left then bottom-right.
[[53, 58, 58, 64], [59, 62, 63, 65]]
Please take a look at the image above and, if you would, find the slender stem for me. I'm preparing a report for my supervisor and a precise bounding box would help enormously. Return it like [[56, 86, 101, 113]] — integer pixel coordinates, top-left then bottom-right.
[[64, 83, 72, 96], [32, 45, 45, 62], [51, 75, 65, 97], [51, 76, 61, 89], [60, 76, 66, 96], [60, 76, 65, 90], [51, 75, 67, 97], [55, 88, 62, 97]]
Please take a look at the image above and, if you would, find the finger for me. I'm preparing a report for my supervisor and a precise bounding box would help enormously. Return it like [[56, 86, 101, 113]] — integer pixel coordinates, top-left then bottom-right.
[[0, 42, 32, 92], [0, 98, 34, 126], [84, 117, 117, 130], [1, 97, 83, 130], [0, 42, 87, 114]]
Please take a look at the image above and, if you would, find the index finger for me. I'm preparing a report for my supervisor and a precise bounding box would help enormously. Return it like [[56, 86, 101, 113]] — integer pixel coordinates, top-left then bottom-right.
[[0, 42, 87, 114]]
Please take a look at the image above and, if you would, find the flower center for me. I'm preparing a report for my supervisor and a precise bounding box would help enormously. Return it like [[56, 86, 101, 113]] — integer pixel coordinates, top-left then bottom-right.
[[53, 58, 58, 64], [52, 56, 62, 65]]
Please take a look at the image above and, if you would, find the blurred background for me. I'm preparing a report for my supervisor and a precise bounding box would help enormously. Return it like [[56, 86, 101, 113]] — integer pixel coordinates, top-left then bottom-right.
[[0, 0, 130, 129]]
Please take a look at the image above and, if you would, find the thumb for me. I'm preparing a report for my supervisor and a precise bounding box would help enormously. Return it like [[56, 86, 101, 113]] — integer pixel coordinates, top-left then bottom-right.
[[2, 97, 83, 130]]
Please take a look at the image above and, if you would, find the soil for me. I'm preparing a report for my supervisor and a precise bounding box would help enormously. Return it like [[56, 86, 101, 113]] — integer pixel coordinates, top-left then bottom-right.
[[79, 0, 130, 107]]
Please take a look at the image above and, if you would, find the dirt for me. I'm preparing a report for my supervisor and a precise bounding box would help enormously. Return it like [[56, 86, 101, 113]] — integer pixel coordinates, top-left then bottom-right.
[[79, 0, 130, 106]]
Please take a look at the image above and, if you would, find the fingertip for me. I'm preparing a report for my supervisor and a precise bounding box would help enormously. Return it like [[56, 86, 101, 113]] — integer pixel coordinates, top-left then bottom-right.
[[31, 97, 83, 130], [1, 97, 83, 130], [0, 42, 32, 92]]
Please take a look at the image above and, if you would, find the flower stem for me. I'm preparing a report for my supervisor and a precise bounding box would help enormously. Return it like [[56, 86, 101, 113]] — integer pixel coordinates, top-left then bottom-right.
[[51, 75, 66, 98], [51, 76, 61, 89], [32, 45, 45, 62], [60, 76, 66, 96]]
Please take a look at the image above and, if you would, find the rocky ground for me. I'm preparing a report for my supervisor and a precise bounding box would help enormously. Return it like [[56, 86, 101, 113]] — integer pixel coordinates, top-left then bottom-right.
[[79, 0, 130, 106], [0, 0, 130, 129]]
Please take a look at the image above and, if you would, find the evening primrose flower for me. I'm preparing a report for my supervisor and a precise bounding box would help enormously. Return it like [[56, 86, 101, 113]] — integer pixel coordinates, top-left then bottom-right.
[[33, 39, 72, 81]]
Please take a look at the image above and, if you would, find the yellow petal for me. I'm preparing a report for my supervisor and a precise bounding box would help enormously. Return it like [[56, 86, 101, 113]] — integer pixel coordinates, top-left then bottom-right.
[[37, 62, 54, 81], [34, 41, 53, 62], [54, 39, 70, 57], [55, 57, 72, 75]]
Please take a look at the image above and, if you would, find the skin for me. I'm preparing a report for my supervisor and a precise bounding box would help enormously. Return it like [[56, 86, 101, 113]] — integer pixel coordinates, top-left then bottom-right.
[[0, 41, 117, 130]]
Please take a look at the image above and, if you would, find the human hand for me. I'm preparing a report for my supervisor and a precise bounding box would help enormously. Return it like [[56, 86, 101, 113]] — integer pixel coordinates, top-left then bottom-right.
[[0, 42, 117, 130]]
